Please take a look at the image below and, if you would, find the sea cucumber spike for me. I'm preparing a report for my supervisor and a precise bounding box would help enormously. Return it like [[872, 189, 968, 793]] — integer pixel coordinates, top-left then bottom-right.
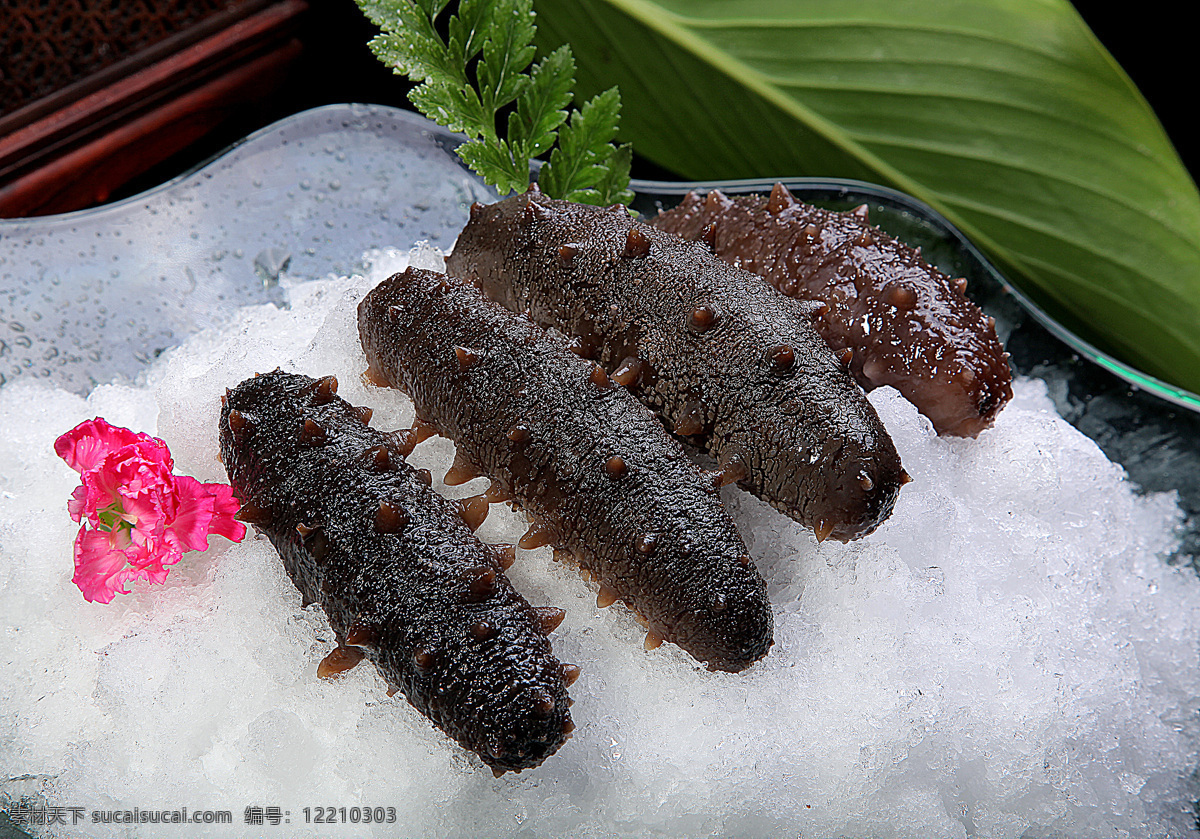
[[561, 663, 581, 686], [531, 606, 566, 635], [484, 481, 512, 503], [452, 495, 490, 531], [856, 231, 874, 247], [234, 502, 272, 525], [596, 585, 619, 609], [415, 468, 433, 486], [714, 457, 748, 488], [506, 424, 531, 445], [566, 337, 587, 357], [301, 419, 327, 445], [412, 420, 440, 444], [552, 548, 571, 564], [558, 243, 578, 264], [688, 304, 718, 332], [391, 428, 419, 457], [814, 519, 835, 543], [852, 203, 870, 220], [220, 392, 227, 407], [623, 228, 652, 258], [524, 197, 553, 222], [526, 182, 541, 194], [804, 223, 820, 240], [463, 566, 497, 601], [227, 409, 253, 441], [364, 444, 391, 472], [634, 533, 658, 555], [885, 285, 918, 309], [611, 356, 645, 387], [738, 554, 751, 567], [386, 305, 403, 325], [711, 592, 729, 613], [519, 521, 555, 550], [470, 619, 496, 640], [374, 501, 409, 534], [309, 375, 338, 403], [350, 405, 373, 425], [767, 344, 796, 373], [701, 221, 719, 249], [455, 346, 481, 370], [957, 368, 976, 386], [859, 474, 875, 492], [531, 688, 556, 717], [839, 348, 854, 368], [412, 647, 436, 673], [296, 521, 317, 538], [899, 469, 913, 485], [589, 365, 611, 388], [604, 455, 628, 479], [704, 189, 731, 211], [644, 628, 666, 650], [344, 622, 379, 648], [470, 201, 486, 219], [493, 544, 517, 570], [956, 278, 968, 294], [363, 365, 391, 388], [767, 183, 798, 215], [444, 449, 481, 486], [317, 645, 366, 678], [673, 404, 704, 436], [562, 718, 576, 734]]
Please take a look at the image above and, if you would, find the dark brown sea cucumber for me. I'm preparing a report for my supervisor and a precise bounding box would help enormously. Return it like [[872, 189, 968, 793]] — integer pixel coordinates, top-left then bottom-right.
[[652, 184, 1013, 437], [445, 191, 906, 543], [218, 370, 573, 774], [358, 267, 773, 673]]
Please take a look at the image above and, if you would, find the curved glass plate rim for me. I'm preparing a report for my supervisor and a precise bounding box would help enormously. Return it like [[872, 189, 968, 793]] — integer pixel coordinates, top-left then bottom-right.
[[633, 176, 1200, 415], [6, 101, 1197, 415]]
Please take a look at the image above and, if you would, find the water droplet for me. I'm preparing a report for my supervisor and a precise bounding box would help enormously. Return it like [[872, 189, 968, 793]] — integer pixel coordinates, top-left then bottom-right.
[[253, 248, 292, 286]]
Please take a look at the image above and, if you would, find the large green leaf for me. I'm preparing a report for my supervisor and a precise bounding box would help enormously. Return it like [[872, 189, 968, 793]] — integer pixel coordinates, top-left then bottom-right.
[[532, 0, 1200, 395]]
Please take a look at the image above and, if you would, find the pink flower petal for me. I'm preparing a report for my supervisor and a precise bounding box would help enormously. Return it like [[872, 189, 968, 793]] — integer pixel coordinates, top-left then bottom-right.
[[202, 482, 247, 543], [72, 527, 139, 604], [55, 419, 153, 474], [167, 476, 218, 553]]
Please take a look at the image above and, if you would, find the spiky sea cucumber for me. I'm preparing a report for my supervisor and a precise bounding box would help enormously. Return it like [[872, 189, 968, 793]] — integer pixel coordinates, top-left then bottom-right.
[[445, 190, 906, 542], [358, 268, 773, 672], [652, 184, 1013, 437], [219, 370, 574, 774]]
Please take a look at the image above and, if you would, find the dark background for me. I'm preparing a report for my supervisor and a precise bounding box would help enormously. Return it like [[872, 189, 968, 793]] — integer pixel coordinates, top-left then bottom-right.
[[112, 0, 1200, 200]]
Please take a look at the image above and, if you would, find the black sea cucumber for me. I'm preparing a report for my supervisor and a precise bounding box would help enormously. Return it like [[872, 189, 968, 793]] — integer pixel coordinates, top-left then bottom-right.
[[445, 190, 906, 542], [652, 184, 1013, 437], [358, 268, 773, 672], [218, 370, 574, 774]]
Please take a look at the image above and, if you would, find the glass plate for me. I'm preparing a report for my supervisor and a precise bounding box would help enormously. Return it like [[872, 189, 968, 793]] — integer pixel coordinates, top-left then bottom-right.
[[1, 103, 1196, 557]]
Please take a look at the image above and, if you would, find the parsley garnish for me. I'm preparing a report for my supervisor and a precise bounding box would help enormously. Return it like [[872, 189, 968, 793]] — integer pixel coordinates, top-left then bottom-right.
[[355, 0, 633, 205]]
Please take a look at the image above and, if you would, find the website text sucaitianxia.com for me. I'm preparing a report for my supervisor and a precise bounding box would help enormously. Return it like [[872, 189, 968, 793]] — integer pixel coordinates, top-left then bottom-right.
[[3, 803, 400, 827]]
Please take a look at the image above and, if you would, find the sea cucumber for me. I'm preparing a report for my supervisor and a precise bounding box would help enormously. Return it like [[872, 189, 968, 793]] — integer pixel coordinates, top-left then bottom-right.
[[358, 268, 773, 672], [218, 370, 573, 774], [445, 191, 906, 542], [652, 184, 1013, 437]]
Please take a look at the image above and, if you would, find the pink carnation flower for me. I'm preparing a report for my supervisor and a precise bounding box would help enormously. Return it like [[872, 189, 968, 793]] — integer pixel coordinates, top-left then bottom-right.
[[55, 418, 246, 603]]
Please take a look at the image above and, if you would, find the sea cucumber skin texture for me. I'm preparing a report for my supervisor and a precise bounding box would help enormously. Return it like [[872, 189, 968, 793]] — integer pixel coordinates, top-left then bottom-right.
[[219, 371, 571, 773], [652, 186, 1014, 437], [358, 268, 773, 672], [445, 193, 904, 543]]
